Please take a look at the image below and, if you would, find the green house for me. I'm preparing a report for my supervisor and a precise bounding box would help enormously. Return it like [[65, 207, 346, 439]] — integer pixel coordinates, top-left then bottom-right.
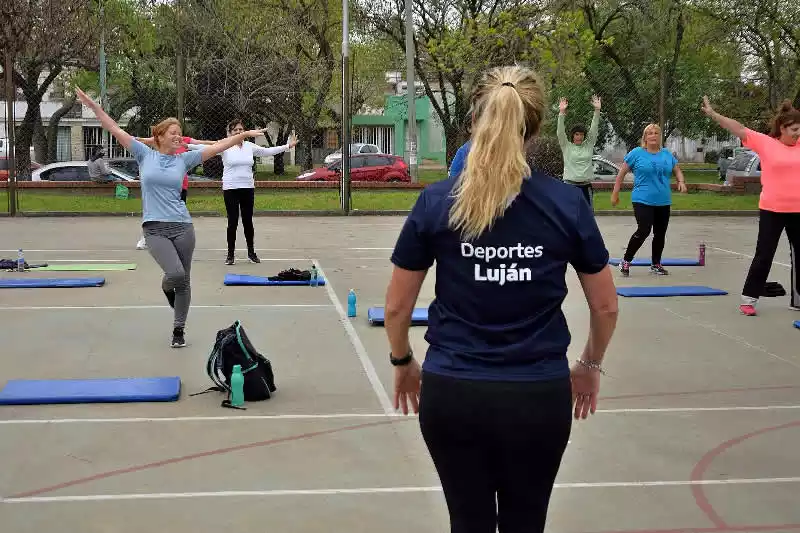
[[351, 94, 447, 165]]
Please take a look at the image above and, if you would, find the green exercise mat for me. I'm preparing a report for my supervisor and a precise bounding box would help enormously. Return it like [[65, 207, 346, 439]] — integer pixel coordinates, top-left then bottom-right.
[[37, 263, 137, 271]]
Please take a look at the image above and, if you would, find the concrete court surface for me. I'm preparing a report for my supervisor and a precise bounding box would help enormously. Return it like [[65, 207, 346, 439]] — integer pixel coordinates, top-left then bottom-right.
[[0, 215, 798, 533]]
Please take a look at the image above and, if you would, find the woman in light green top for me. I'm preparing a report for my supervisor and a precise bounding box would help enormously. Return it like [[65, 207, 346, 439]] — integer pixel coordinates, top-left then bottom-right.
[[557, 95, 601, 208]]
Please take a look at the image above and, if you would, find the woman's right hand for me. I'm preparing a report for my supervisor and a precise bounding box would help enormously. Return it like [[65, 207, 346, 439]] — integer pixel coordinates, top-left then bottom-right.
[[701, 96, 714, 117], [610, 191, 620, 207], [559, 97, 568, 114]]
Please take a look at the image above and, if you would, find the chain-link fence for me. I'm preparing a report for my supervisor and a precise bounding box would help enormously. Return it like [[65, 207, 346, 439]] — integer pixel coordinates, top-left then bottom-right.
[[2, 0, 797, 215]]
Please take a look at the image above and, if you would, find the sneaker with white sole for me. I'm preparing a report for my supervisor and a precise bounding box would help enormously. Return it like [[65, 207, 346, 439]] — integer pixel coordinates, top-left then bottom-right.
[[136, 237, 147, 250], [171, 327, 186, 348], [650, 264, 669, 275]]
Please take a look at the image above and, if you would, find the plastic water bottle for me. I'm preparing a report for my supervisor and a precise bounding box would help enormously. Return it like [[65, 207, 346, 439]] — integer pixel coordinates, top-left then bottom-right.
[[230, 364, 245, 407], [347, 289, 357, 317], [698, 242, 706, 266], [310, 264, 318, 287], [17, 249, 24, 272]]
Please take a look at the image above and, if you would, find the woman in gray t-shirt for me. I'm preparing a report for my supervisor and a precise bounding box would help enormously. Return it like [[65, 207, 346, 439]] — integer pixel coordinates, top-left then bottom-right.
[[76, 87, 267, 348]]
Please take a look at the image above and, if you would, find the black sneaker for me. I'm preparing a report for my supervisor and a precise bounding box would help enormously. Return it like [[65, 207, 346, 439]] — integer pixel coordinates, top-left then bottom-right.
[[171, 327, 186, 348], [650, 264, 669, 275], [620, 260, 631, 277], [225, 255, 235, 265], [248, 251, 260, 264], [163, 288, 176, 309]]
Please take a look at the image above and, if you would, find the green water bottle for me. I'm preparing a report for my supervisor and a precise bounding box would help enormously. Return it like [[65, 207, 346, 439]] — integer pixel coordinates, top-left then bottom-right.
[[230, 365, 245, 407]]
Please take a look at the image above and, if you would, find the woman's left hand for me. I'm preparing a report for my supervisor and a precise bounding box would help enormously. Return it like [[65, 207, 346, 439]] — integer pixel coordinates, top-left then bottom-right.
[[287, 132, 298, 148], [394, 358, 422, 415], [678, 181, 688, 193]]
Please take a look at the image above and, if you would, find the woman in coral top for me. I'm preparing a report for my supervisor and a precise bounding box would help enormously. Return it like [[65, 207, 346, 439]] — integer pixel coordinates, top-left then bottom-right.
[[702, 97, 800, 315]]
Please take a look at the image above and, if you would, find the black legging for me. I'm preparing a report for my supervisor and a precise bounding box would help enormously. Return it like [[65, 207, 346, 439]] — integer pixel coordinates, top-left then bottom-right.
[[223, 188, 256, 255], [623, 202, 671, 264], [418, 371, 572, 533], [742, 209, 800, 301]]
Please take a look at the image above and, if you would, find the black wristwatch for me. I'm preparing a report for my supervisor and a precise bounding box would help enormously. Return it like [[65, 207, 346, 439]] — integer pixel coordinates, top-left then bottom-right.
[[390, 349, 414, 366]]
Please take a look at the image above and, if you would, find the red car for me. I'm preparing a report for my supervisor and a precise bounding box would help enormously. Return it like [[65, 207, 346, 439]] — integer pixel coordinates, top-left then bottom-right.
[[295, 154, 411, 182], [0, 157, 42, 181]]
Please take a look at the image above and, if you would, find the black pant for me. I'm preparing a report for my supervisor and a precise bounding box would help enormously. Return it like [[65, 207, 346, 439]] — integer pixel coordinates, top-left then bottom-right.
[[223, 188, 256, 255], [418, 371, 572, 533], [742, 209, 800, 300], [624, 202, 671, 264], [564, 181, 593, 210]]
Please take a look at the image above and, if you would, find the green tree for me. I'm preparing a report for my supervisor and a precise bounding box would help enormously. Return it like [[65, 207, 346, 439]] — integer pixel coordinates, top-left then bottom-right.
[[361, 0, 592, 164]]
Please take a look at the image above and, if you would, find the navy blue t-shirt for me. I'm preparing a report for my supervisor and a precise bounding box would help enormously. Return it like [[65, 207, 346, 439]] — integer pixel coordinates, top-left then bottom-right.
[[390, 173, 609, 382]]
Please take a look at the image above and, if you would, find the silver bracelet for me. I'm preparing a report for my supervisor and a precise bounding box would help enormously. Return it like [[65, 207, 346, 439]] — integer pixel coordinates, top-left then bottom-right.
[[576, 359, 605, 374]]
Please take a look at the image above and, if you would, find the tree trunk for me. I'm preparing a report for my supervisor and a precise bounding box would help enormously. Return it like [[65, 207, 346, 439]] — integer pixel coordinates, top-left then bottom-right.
[[46, 94, 78, 163], [273, 124, 291, 175], [13, 104, 41, 180]]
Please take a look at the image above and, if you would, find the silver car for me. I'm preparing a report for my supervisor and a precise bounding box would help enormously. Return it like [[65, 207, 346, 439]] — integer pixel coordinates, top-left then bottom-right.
[[724, 150, 760, 182]]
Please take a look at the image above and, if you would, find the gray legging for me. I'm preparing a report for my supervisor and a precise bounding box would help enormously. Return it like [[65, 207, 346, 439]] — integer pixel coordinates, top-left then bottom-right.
[[142, 222, 195, 328]]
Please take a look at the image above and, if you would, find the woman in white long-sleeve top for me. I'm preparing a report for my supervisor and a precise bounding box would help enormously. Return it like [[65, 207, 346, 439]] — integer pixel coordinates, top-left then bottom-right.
[[189, 118, 297, 264]]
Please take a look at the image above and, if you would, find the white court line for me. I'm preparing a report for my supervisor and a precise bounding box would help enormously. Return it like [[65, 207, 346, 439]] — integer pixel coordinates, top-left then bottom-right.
[[1, 248, 392, 253], [710, 245, 791, 268], [659, 306, 800, 370], [0, 304, 333, 311], [5, 477, 800, 503], [2, 404, 799, 425], [313, 259, 394, 415]]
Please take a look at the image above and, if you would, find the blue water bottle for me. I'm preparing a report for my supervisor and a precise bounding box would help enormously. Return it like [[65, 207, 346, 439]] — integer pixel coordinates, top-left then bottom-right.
[[310, 264, 318, 287], [17, 249, 24, 272], [230, 364, 245, 407], [347, 289, 357, 317]]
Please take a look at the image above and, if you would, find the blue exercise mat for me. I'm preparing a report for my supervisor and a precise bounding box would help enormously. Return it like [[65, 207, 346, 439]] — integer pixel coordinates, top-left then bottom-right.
[[0, 277, 105, 288], [608, 258, 701, 266], [0, 376, 181, 405], [368, 307, 428, 326], [617, 286, 728, 297], [224, 273, 326, 286], [794, 320, 800, 330]]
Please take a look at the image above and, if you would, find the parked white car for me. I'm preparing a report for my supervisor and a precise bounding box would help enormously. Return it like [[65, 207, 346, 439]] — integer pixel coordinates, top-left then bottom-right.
[[324, 143, 382, 164], [591, 155, 633, 182], [32, 161, 138, 182]]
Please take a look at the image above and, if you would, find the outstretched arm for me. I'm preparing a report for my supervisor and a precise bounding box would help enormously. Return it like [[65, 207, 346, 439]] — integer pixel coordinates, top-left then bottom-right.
[[556, 98, 568, 148], [586, 95, 601, 147], [251, 132, 299, 157], [199, 129, 269, 162], [701, 96, 747, 140], [76, 88, 134, 151]]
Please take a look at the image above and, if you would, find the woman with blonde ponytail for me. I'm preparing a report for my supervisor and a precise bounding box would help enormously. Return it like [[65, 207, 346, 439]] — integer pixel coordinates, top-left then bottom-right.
[[383, 65, 619, 533]]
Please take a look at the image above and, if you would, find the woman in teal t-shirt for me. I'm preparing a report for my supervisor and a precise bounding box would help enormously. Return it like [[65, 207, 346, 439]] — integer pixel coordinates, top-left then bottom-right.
[[611, 123, 687, 276]]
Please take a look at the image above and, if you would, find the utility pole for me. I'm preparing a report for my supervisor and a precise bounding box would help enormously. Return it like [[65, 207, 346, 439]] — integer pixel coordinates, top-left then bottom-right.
[[340, 0, 351, 212], [404, 0, 418, 182], [176, 0, 185, 125], [5, 52, 17, 216], [100, 0, 109, 155]]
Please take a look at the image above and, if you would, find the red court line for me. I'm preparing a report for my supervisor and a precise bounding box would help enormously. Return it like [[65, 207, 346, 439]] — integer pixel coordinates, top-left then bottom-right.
[[602, 385, 800, 401], [6, 417, 411, 499], [587, 523, 800, 533], [690, 420, 800, 528]]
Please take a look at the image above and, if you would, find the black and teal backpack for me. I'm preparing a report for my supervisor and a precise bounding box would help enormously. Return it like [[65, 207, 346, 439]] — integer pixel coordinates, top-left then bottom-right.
[[193, 320, 276, 408]]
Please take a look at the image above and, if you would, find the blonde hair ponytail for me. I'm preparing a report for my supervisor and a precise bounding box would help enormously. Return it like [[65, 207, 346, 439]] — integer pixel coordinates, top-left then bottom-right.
[[449, 66, 545, 241]]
